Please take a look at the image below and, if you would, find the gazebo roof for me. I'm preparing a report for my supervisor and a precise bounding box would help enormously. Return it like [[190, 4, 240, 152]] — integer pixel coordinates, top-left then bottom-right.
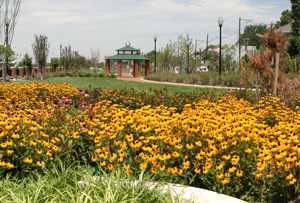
[[106, 42, 148, 61], [108, 54, 148, 61], [117, 42, 140, 52]]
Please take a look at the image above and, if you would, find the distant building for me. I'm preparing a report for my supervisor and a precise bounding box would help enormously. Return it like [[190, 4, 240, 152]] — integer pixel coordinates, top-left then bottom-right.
[[241, 45, 257, 57], [277, 23, 292, 36]]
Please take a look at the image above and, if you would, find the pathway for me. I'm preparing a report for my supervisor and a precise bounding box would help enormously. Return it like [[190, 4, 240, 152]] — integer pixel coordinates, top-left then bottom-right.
[[118, 77, 256, 91]]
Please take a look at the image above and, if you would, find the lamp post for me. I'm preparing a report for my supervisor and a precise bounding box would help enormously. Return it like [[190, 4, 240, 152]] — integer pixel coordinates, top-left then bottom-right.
[[218, 17, 224, 77], [154, 36, 157, 73]]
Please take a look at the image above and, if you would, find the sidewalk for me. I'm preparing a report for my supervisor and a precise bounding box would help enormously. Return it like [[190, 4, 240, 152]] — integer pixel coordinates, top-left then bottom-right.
[[118, 77, 255, 91]]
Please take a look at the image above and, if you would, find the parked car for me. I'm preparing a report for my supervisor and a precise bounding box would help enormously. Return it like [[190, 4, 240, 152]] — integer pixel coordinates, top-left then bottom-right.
[[196, 66, 209, 72]]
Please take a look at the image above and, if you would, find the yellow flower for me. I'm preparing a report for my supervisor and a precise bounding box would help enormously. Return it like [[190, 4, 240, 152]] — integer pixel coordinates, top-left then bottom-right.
[[288, 178, 297, 185], [139, 162, 148, 171], [244, 148, 252, 155], [23, 157, 33, 165], [194, 167, 202, 175], [228, 167, 237, 174], [236, 170, 243, 177], [36, 161, 45, 168], [183, 160, 190, 170], [286, 173, 294, 181], [6, 150, 14, 156], [221, 178, 230, 185]]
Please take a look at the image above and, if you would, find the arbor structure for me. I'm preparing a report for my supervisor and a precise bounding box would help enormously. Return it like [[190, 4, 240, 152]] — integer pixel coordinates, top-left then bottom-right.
[[105, 42, 151, 78], [32, 35, 49, 80]]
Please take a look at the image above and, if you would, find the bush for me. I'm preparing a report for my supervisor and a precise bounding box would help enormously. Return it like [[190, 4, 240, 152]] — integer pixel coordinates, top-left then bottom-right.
[[147, 72, 243, 87]]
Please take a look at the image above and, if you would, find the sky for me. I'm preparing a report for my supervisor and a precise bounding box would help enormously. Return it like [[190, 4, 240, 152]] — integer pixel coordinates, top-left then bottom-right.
[[9, 0, 291, 61]]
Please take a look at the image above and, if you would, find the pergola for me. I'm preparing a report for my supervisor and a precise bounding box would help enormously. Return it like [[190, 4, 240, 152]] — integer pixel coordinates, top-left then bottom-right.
[[105, 42, 151, 78]]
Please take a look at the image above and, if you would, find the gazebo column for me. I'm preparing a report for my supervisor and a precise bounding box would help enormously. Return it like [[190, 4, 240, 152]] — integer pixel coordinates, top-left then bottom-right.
[[130, 60, 134, 77], [145, 60, 151, 77], [117, 60, 123, 77], [11, 67, 17, 79], [133, 60, 140, 78], [105, 59, 111, 76]]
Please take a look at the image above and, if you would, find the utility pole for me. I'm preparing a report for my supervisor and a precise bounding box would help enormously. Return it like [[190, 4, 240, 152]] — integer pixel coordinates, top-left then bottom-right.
[[218, 17, 224, 77], [195, 39, 202, 66], [187, 43, 190, 74], [154, 36, 157, 73], [59, 44, 62, 59], [194, 40, 197, 68], [239, 17, 241, 71], [4, 21, 9, 81], [3, 0, 9, 81], [204, 33, 209, 64]]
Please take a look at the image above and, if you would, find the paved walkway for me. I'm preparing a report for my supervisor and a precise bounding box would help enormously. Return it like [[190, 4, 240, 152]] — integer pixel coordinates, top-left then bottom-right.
[[118, 77, 255, 91]]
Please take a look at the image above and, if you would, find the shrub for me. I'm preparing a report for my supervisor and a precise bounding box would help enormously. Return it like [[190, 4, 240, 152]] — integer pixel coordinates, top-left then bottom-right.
[[147, 72, 242, 87]]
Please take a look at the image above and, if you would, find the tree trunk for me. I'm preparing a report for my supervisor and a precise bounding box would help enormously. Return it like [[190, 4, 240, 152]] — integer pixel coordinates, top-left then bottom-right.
[[39, 66, 43, 80]]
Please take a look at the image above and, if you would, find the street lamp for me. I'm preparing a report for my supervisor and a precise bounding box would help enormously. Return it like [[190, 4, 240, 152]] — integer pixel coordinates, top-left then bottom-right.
[[154, 36, 157, 73], [218, 17, 224, 77]]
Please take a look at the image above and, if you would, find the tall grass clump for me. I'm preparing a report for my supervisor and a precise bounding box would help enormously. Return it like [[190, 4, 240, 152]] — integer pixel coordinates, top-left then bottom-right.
[[0, 159, 172, 203]]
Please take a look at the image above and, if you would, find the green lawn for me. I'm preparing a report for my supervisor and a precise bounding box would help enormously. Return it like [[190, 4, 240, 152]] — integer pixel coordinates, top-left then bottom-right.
[[47, 77, 228, 95]]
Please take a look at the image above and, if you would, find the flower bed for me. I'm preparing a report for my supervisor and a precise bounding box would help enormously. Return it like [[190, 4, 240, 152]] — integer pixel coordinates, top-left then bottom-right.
[[0, 83, 299, 202]]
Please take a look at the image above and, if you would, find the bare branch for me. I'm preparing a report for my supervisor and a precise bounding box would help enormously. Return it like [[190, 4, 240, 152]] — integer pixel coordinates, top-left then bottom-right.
[[0, 0, 21, 44]]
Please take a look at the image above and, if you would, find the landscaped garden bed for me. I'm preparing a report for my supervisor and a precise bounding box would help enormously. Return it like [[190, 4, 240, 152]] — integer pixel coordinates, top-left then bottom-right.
[[0, 83, 299, 203], [146, 72, 242, 87]]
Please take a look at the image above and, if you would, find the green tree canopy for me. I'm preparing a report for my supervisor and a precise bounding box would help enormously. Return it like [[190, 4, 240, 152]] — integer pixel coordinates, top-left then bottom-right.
[[21, 54, 32, 69], [291, 0, 300, 35], [50, 57, 60, 70], [32, 34, 50, 80], [0, 45, 15, 64], [240, 24, 268, 49], [276, 10, 293, 27], [21, 53, 33, 77]]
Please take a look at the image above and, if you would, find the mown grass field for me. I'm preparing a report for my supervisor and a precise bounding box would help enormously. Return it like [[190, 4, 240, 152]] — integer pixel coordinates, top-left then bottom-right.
[[47, 76, 229, 95]]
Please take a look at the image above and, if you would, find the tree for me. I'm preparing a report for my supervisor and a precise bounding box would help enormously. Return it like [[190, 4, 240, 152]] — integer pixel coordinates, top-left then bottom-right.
[[240, 24, 268, 49], [157, 43, 175, 72], [287, 1, 300, 57], [291, 0, 300, 35], [0, 0, 21, 81], [61, 45, 72, 71], [288, 36, 300, 57], [50, 57, 60, 72], [21, 53, 33, 78], [90, 49, 100, 68], [276, 10, 293, 28], [178, 35, 194, 73], [222, 45, 238, 72], [0, 45, 15, 63], [60, 45, 88, 71], [32, 34, 49, 80]]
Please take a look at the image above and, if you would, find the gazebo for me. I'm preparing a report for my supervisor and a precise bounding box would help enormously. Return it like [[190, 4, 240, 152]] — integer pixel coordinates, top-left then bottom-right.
[[105, 42, 151, 78]]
